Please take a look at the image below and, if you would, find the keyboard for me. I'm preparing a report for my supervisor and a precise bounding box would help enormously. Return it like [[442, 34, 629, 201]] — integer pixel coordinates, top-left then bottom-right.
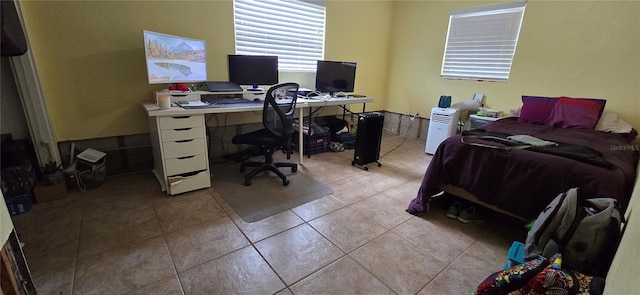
[[208, 98, 255, 104], [176, 101, 212, 109], [208, 98, 263, 108]]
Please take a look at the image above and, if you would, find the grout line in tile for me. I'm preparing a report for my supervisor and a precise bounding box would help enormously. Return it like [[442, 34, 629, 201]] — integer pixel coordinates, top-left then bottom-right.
[[415, 237, 483, 294], [279, 250, 347, 289], [69, 208, 83, 295], [346, 250, 398, 294], [21, 136, 503, 295], [151, 194, 187, 295]]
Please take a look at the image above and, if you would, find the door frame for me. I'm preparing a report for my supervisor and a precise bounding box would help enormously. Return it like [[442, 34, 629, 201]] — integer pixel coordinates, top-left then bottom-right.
[[9, 0, 61, 168]]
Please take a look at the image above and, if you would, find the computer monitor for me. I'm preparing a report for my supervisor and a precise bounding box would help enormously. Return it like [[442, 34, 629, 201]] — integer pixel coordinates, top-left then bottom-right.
[[143, 30, 207, 84], [315, 60, 357, 95], [228, 55, 279, 91]]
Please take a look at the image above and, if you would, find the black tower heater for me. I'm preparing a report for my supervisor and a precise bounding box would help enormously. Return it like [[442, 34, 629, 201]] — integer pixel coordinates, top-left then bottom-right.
[[352, 112, 384, 170]]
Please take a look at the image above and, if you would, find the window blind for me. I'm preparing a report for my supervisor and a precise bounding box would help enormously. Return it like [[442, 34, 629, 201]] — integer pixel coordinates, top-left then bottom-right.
[[441, 1, 526, 81], [233, 0, 326, 72]]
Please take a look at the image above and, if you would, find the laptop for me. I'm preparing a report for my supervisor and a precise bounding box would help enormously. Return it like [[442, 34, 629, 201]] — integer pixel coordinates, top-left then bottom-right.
[[204, 81, 243, 92]]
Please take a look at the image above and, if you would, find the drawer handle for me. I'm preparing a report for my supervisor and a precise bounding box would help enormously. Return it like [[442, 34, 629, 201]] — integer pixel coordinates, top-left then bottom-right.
[[175, 139, 194, 143], [167, 170, 207, 184], [174, 128, 192, 131], [172, 116, 191, 119], [180, 170, 204, 177], [177, 155, 195, 160], [169, 170, 205, 179]]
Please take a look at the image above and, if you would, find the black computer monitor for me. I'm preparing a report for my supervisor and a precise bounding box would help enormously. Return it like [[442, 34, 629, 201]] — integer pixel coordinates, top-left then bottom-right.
[[228, 55, 279, 91], [315, 60, 357, 95]]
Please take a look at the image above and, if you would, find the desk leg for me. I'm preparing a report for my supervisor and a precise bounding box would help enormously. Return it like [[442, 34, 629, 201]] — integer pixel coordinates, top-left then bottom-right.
[[307, 107, 314, 158], [298, 107, 304, 164]]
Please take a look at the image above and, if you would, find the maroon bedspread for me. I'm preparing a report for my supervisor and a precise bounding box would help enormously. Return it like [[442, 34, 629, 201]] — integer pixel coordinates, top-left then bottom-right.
[[406, 117, 638, 220]]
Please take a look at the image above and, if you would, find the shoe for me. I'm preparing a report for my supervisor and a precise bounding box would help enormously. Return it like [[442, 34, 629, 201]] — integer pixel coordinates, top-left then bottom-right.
[[457, 206, 486, 223], [446, 201, 463, 219], [329, 142, 344, 152]]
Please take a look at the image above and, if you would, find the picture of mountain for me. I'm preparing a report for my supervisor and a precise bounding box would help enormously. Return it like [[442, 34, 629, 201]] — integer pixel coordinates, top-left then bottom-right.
[[144, 30, 207, 84]]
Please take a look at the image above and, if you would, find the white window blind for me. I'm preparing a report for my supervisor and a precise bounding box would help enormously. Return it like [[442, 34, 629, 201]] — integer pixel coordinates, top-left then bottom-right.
[[441, 1, 526, 81], [233, 0, 326, 72]]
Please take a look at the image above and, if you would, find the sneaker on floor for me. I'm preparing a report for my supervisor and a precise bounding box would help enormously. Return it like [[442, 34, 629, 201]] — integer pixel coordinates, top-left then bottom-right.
[[457, 206, 486, 223], [446, 201, 463, 219], [329, 142, 344, 152]]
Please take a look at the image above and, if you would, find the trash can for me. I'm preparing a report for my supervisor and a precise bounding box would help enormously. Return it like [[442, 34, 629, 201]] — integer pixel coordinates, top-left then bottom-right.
[[75, 148, 107, 188]]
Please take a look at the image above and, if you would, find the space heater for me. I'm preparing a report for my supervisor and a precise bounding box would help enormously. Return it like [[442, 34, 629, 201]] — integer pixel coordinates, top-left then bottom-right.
[[425, 107, 460, 154], [352, 112, 384, 170]]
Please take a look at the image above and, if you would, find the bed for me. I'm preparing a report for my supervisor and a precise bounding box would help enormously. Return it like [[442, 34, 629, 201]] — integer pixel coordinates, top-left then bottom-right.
[[406, 96, 639, 221]]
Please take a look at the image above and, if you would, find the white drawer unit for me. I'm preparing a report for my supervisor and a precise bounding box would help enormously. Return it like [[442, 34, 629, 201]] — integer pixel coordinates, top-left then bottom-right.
[[162, 138, 206, 159], [149, 114, 211, 195], [161, 127, 204, 142], [165, 154, 208, 176], [158, 115, 203, 129], [167, 170, 211, 195]]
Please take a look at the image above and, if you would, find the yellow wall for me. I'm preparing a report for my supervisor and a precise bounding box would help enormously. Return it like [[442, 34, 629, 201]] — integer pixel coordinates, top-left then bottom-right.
[[387, 0, 640, 128], [20, 1, 235, 140], [19, 1, 392, 141], [325, 1, 391, 114], [18, 1, 640, 139]]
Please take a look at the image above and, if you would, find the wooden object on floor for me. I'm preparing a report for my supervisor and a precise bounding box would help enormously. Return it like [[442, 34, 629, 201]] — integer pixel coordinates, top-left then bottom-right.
[[1, 243, 20, 295]]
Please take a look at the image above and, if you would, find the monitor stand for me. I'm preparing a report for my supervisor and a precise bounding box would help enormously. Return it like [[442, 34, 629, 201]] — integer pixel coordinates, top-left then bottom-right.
[[246, 84, 264, 92]]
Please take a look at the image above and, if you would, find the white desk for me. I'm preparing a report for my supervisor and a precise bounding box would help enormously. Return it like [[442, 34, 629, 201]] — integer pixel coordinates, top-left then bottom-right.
[[299, 96, 373, 108], [142, 95, 373, 194]]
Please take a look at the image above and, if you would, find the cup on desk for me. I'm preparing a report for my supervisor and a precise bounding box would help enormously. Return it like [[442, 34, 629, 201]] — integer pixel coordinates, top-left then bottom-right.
[[157, 93, 171, 110]]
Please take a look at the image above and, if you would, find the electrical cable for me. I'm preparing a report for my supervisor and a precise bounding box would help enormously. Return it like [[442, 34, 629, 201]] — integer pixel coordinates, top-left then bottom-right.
[[73, 169, 92, 192], [334, 91, 348, 98], [221, 113, 229, 154], [379, 113, 418, 160], [206, 114, 219, 159], [305, 91, 322, 99]]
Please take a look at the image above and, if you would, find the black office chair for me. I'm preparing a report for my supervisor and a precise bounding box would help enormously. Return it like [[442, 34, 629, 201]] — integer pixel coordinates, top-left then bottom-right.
[[232, 82, 299, 186]]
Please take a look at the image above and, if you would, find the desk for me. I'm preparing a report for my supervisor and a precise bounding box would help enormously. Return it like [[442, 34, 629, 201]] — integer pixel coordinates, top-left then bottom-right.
[[143, 95, 373, 195]]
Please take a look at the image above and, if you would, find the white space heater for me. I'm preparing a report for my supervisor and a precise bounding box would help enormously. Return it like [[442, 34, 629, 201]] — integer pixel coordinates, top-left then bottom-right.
[[425, 107, 460, 154]]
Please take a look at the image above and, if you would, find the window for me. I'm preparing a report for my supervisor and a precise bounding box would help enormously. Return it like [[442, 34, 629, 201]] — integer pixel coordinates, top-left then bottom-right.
[[441, 1, 526, 81], [233, 0, 326, 72]]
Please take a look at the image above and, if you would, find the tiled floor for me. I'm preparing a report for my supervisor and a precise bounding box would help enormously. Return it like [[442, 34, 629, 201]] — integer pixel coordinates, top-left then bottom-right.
[[11, 132, 528, 295]]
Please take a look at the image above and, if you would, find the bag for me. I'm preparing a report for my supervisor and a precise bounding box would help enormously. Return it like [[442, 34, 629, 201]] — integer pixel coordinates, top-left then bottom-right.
[[524, 188, 623, 277], [474, 256, 549, 295], [473, 253, 605, 295], [438, 95, 451, 108]]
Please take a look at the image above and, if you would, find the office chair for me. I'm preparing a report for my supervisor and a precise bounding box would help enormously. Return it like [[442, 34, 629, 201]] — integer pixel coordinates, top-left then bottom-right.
[[232, 82, 299, 186]]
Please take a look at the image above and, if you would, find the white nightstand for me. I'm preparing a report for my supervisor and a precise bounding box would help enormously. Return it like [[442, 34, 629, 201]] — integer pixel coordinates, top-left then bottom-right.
[[469, 114, 503, 129]]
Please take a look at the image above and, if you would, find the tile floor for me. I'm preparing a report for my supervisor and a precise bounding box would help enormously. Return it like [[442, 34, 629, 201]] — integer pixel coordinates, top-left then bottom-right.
[[11, 132, 528, 295]]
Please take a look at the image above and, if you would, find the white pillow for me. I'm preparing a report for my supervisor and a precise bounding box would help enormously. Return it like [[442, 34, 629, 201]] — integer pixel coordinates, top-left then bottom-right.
[[595, 112, 632, 133]]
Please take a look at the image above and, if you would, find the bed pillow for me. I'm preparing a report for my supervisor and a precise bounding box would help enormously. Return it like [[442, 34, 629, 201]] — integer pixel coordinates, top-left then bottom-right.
[[596, 112, 632, 133], [548, 97, 603, 129], [596, 112, 637, 142], [517, 96, 559, 125], [558, 96, 606, 118]]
